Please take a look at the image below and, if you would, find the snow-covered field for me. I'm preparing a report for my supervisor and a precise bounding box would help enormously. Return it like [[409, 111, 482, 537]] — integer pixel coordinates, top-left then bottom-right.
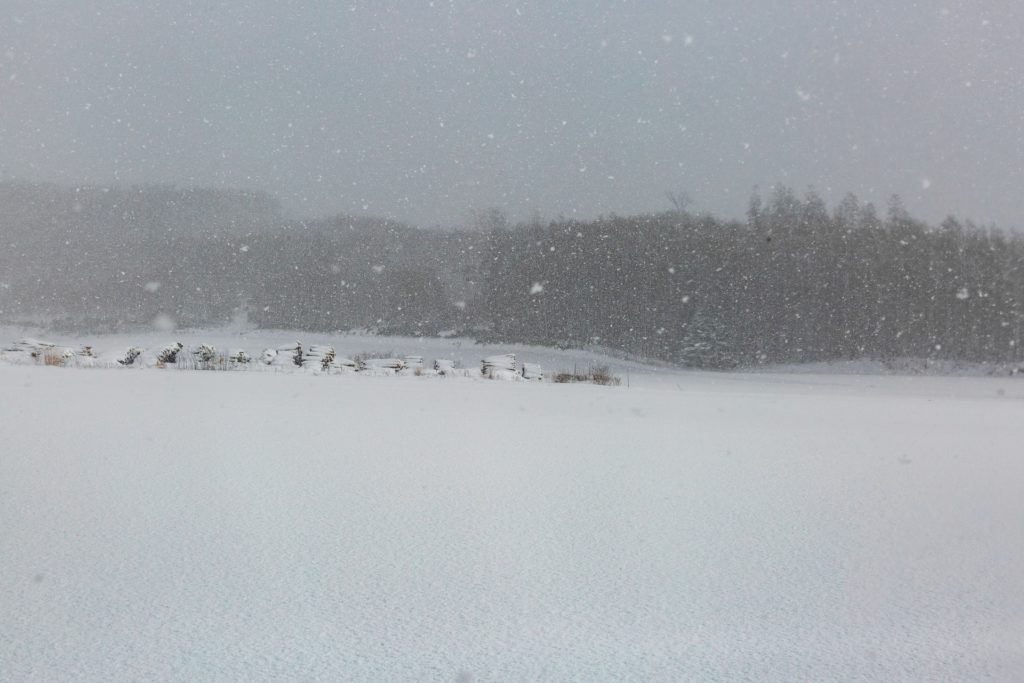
[[2, 329, 1024, 681]]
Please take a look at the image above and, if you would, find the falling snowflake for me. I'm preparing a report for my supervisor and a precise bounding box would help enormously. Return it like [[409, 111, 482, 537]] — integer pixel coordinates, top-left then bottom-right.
[[152, 314, 175, 332], [530, 282, 544, 295]]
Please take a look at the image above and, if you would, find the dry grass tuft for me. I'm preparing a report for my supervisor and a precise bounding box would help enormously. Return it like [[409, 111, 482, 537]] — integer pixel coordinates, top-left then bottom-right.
[[42, 351, 66, 367], [590, 365, 621, 386], [553, 364, 621, 386]]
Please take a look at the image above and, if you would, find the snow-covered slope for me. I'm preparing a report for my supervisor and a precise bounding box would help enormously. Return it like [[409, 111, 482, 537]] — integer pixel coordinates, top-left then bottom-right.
[[2, 334, 1023, 680]]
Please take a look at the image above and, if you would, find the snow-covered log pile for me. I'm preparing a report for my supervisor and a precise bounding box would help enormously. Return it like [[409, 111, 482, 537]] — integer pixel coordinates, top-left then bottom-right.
[[3, 338, 56, 363], [190, 344, 218, 369], [302, 344, 335, 371], [5, 339, 98, 366], [154, 342, 184, 366], [482, 353, 520, 380], [360, 357, 405, 374], [329, 355, 358, 372], [268, 342, 302, 368], [0, 337, 558, 383], [433, 358, 477, 378], [4, 337, 117, 366], [114, 347, 142, 366], [9, 338, 55, 353], [64, 345, 98, 367], [482, 353, 515, 373], [521, 362, 544, 381], [228, 349, 250, 365]]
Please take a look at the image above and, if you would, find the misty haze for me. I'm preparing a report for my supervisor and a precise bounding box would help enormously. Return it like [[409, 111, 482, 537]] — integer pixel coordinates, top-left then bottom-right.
[[2, 3, 1023, 681]]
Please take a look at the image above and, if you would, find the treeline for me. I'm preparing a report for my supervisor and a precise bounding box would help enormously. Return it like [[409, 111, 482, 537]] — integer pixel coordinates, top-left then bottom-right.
[[0, 182, 480, 335], [481, 189, 1024, 366], [1, 182, 1022, 366]]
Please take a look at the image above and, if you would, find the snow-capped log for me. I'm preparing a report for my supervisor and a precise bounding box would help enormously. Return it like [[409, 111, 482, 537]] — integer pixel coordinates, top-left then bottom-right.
[[359, 357, 405, 373], [403, 355, 424, 371], [4, 338, 57, 359], [329, 356, 358, 371], [482, 353, 516, 378], [67, 345, 98, 367], [302, 344, 335, 371], [2, 340, 41, 363], [434, 359, 456, 374], [27, 344, 77, 366], [55, 347, 76, 363], [4, 339, 77, 366], [261, 348, 278, 365], [487, 368, 522, 381], [15, 338, 57, 350], [271, 342, 303, 368], [521, 363, 544, 381]]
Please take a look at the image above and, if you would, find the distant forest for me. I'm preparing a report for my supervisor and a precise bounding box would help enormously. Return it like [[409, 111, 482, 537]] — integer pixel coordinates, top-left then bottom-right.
[[2, 181, 1023, 367]]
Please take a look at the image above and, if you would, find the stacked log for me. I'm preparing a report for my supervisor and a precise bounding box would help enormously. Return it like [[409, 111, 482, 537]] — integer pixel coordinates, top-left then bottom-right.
[[39, 345, 75, 366], [52, 347, 76, 366], [16, 337, 56, 352], [0, 336, 549, 384], [521, 363, 544, 381], [482, 353, 516, 379], [270, 342, 302, 368], [66, 344, 97, 367], [4, 338, 56, 363], [329, 356, 358, 372], [360, 357, 405, 374], [302, 344, 335, 371]]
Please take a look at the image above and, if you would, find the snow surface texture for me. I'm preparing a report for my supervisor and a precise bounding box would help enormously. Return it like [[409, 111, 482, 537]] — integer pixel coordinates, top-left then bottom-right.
[[2, 330, 1024, 681]]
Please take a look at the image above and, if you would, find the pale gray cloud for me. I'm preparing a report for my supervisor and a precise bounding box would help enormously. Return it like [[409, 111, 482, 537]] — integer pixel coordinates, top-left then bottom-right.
[[1, 0, 1021, 228]]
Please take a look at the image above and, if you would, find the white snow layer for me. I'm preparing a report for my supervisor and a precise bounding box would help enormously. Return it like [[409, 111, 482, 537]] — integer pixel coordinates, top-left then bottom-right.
[[2, 347, 1024, 680]]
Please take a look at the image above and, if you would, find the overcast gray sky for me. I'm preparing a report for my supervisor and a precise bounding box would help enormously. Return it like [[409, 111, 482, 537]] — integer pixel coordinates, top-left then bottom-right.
[[2, 0, 1022, 228]]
